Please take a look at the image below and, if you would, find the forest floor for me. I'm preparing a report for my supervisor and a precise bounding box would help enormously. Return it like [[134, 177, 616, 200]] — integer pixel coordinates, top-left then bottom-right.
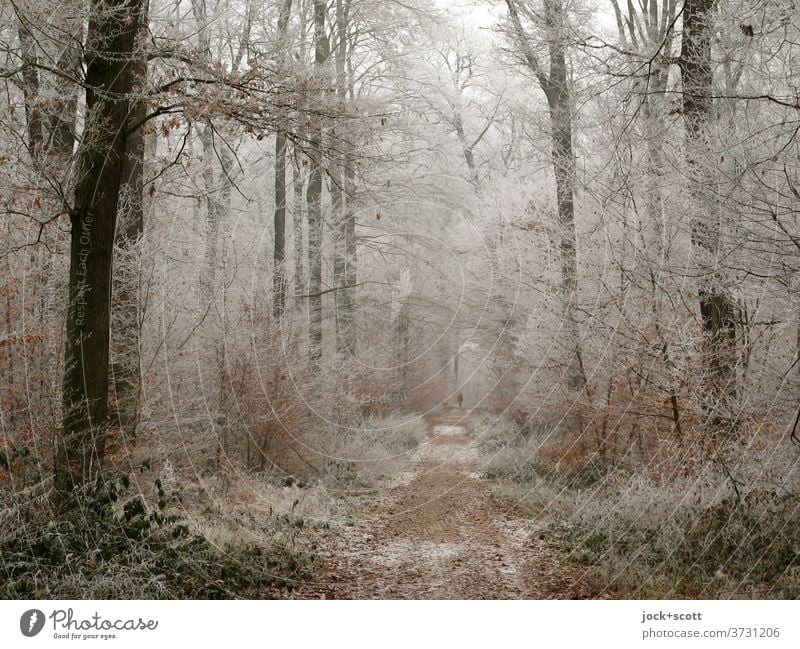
[[291, 408, 601, 599]]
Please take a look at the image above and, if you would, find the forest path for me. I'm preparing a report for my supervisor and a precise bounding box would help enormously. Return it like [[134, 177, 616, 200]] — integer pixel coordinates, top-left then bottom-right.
[[297, 408, 598, 599]]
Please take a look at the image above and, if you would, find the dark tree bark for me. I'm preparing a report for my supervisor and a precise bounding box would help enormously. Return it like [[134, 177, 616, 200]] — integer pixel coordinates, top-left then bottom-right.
[[16, 20, 43, 151], [46, 3, 84, 160], [453, 112, 480, 191], [111, 0, 149, 442], [56, 0, 145, 506], [397, 301, 409, 385], [274, 132, 288, 316], [273, 0, 293, 319], [48, 44, 81, 159], [679, 0, 738, 432]]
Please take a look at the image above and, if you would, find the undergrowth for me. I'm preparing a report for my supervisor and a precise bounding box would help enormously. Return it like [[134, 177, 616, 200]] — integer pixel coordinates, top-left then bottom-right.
[[317, 414, 427, 490], [0, 411, 426, 599], [0, 474, 311, 599], [479, 415, 800, 599]]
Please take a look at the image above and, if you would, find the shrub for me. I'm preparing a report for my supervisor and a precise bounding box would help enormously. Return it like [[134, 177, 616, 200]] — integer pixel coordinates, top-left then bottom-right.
[[0, 474, 311, 599]]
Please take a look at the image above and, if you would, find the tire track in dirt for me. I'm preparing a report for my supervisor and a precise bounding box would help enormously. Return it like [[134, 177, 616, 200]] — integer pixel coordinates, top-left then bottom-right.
[[297, 409, 599, 599]]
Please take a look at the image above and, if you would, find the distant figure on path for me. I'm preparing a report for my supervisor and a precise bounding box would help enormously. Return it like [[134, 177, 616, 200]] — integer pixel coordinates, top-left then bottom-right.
[[457, 392, 463, 409]]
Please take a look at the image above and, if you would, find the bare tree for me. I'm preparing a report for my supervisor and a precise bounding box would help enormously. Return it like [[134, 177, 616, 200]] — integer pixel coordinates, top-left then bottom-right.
[[332, 0, 356, 355], [273, 0, 294, 318], [609, 0, 677, 256], [306, 0, 329, 369], [111, 0, 150, 441], [679, 0, 738, 432], [56, 0, 146, 505], [504, 0, 587, 391], [13, 0, 82, 160]]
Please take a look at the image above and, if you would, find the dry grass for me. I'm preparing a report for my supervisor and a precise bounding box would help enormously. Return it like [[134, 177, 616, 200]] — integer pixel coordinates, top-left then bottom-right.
[[0, 401, 426, 599], [478, 415, 800, 599]]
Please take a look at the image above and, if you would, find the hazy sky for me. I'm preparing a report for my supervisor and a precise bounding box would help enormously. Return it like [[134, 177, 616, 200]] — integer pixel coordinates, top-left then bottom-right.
[[435, 0, 501, 30], [433, 0, 616, 38]]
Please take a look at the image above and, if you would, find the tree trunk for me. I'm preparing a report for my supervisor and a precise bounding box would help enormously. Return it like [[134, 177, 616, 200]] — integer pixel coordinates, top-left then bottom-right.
[[56, 0, 144, 506], [609, 0, 676, 257], [293, 143, 306, 301], [273, 0, 293, 319], [453, 112, 480, 190], [505, 0, 586, 391], [292, 0, 308, 305], [545, 82, 583, 390], [680, 0, 737, 432], [306, 0, 329, 369], [190, 0, 233, 319], [332, 158, 346, 353], [199, 123, 223, 308], [16, 20, 43, 151], [398, 301, 409, 385], [275, 129, 288, 317], [343, 14, 357, 355], [14, 3, 81, 159], [111, 0, 149, 442], [544, 0, 584, 391], [46, 2, 83, 160], [332, 0, 354, 356]]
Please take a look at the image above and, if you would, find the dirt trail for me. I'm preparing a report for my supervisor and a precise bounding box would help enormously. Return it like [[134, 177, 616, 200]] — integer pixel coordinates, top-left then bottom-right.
[[298, 409, 598, 599]]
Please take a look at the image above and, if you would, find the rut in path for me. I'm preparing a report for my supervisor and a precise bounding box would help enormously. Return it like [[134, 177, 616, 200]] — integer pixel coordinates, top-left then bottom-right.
[[301, 409, 599, 599]]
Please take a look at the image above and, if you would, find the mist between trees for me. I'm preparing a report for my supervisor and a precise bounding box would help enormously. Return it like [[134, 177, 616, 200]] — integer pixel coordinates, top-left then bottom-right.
[[0, 0, 799, 598]]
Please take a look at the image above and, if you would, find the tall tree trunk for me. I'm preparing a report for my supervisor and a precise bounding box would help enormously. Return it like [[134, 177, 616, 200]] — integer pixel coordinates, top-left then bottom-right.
[[332, 0, 354, 355], [273, 0, 293, 318], [56, 0, 144, 506], [292, 0, 308, 305], [191, 0, 227, 313], [397, 301, 409, 385], [505, 0, 586, 391], [609, 0, 677, 262], [453, 113, 480, 191], [306, 0, 329, 368], [274, 129, 288, 316], [47, 1, 83, 160], [197, 122, 233, 412], [199, 123, 223, 308], [543, 0, 585, 391], [680, 0, 737, 432], [342, 14, 357, 355], [14, 2, 81, 159], [16, 19, 43, 152], [641, 79, 667, 256], [49, 44, 81, 159], [331, 162, 346, 353], [293, 143, 306, 301], [111, 0, 149, 442]]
